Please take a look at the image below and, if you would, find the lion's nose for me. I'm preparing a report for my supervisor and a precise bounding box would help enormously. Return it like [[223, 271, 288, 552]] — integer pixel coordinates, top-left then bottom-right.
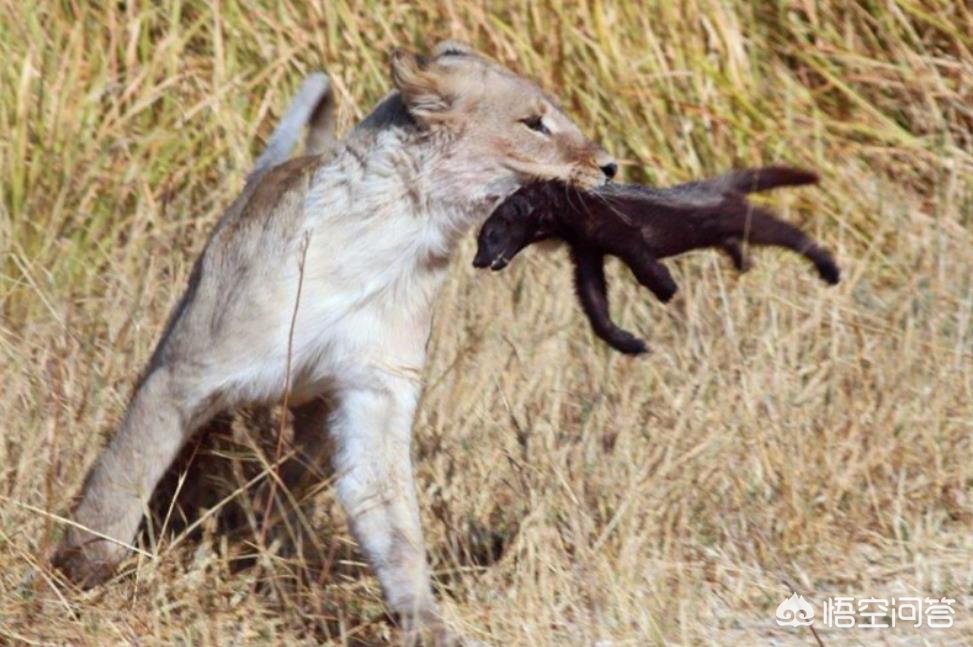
[[600, 162, 617, 179]]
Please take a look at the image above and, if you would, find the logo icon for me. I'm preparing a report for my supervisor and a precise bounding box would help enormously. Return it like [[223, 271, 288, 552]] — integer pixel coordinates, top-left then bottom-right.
[[777, 593, 815, 626]]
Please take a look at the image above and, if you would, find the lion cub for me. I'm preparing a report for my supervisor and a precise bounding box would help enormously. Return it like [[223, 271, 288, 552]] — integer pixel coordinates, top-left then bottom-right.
[[474, 166, 839, 354]]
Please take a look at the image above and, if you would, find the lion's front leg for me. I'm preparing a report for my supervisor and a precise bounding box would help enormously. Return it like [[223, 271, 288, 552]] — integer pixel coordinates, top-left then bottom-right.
[[329, 376, 447, 642]]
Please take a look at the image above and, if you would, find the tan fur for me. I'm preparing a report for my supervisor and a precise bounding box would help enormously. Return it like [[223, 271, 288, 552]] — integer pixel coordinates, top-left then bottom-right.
[[53, 43, 613, 644]]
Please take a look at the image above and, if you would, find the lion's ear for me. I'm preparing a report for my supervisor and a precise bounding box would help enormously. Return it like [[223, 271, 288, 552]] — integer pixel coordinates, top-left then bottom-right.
[[431, 39, 476, 57], [390, 48, 453, 124]]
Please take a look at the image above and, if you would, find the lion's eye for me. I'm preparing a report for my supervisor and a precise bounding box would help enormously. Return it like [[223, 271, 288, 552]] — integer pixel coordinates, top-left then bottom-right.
[[521, 115, 550, 135]]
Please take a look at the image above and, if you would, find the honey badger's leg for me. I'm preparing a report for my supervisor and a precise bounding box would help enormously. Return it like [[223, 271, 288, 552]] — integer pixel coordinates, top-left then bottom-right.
[[606, 238, 679, 303], [721, 237, 749, 272], [720, 206, 840, 284], [571, 246, 647, 355]]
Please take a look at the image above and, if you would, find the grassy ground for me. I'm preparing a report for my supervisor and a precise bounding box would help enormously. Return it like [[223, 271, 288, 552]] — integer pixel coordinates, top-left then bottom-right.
[[2, 1, 972, 645]]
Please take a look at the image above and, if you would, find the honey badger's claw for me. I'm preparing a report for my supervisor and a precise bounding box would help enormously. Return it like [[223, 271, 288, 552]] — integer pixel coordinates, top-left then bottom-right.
[[653, 280, 678, 303], [723, 238, 750, 272], [604, 329, 648, 355], [816, 254, 841, 285]]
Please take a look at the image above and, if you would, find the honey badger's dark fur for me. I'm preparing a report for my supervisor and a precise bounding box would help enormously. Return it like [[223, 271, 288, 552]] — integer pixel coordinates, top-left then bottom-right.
[[474, 166, 840, 354]]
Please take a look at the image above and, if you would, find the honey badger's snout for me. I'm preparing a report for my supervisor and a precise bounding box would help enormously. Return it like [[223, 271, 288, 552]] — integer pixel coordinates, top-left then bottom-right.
[[472, 239, 510, 270], [473, 217, 514, 270], [474, 193, 543, 271], [472, 246, 494, 269]]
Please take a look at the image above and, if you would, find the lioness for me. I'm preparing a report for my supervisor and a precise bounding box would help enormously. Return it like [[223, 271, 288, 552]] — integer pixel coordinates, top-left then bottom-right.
[[53, 41, 615, 642]]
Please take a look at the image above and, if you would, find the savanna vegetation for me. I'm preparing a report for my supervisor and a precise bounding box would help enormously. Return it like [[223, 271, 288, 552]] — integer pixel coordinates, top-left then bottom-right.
[[1, 1, 971, 644]]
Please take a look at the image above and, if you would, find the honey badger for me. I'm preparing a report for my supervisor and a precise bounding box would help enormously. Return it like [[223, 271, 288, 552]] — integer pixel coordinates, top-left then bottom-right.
[[474, 166, 840, 354]]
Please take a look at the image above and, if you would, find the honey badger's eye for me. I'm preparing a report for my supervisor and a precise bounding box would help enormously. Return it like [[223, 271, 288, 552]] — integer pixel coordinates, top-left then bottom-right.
[[521, 115, 550, 135]]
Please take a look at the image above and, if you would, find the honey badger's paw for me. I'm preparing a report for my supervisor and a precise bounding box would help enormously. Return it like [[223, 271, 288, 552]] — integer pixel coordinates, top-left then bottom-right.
[[651, 274, 678, 303], [814, 251, 841, 285], [602, 327, 648, 355]]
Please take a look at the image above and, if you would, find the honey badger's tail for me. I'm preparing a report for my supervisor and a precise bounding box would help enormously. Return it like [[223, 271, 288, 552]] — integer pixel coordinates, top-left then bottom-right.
[[245, 72, 335, 189], [668, 166, 818, 202], [715, 203, 840, 285], [714, 166, 819, 194]]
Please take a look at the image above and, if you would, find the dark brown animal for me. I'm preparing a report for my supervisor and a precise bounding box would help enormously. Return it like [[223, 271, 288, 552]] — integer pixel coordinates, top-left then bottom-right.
[[474, 166, 840, 354]]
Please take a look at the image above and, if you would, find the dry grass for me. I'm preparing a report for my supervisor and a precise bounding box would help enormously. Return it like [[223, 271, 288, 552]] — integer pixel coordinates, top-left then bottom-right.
[[2, 1, 972, 645]]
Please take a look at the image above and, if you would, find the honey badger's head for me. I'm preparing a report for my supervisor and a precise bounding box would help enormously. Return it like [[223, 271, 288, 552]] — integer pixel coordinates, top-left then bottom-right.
[[473, 185, 562, 270], [473, 197, 536, 270]]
